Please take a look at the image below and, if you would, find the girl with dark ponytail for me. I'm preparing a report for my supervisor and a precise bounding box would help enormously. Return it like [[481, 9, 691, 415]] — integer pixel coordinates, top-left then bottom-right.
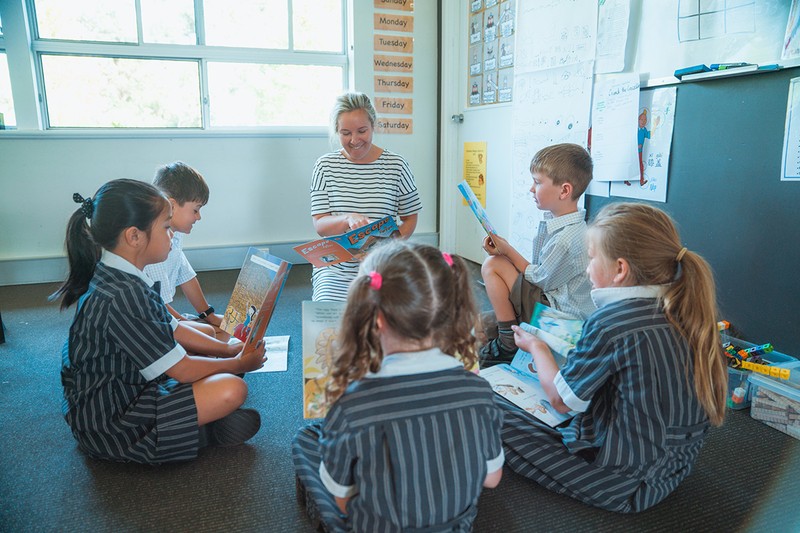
[[53, 179, 267, 464], [293, 241, 504, 532]]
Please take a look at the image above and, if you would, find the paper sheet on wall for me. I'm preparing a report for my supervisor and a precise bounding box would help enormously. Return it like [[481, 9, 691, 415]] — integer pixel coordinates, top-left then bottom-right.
[[590, 73, 640, 183], [509, 62, 594, 253], [610, 87, 676, 202], [783, 1, 800, 61], [781, 77, 800, 181], [514, 0, 597, 74], [595, 0, 631, 74], [463, 141, 488, 203]]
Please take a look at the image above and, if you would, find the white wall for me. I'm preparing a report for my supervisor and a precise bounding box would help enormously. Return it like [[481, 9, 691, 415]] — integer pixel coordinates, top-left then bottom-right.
[[0, 1, 439, 285]]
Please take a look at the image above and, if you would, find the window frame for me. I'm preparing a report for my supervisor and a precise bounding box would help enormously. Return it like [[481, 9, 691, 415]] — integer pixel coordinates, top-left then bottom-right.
[[14, 0, 349, 133]]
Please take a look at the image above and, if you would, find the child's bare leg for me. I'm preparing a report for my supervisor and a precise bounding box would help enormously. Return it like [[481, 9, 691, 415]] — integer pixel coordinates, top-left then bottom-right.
[[182, 320, 217, 338], [193, 374, 247, 426], [482, 255, 519, 322], [193, 375, 261, 447]]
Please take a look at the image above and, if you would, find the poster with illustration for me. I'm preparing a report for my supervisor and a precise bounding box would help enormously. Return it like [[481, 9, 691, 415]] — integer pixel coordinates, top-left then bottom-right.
[[610, 87, 676, 203]]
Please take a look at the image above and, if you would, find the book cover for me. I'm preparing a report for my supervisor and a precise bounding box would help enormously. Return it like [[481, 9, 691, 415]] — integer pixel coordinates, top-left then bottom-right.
[[302, 300, 346, 419], [293, 215, 400, 268], [457, 180, 496, 236], [220, 248, 292, 349], [514, 303, 584, 371], [480, 350, 574, 427]]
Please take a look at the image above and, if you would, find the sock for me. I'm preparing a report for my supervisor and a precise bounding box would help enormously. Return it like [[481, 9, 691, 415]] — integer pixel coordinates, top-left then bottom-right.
[[497, 319, 518, 351]]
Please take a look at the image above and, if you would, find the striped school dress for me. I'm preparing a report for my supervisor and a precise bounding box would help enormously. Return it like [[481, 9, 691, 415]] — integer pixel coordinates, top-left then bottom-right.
[[61, 252, 199, 464], [500, 286, 711, 513], [293, 349, 504, 532], [309, 150, 422, 302]]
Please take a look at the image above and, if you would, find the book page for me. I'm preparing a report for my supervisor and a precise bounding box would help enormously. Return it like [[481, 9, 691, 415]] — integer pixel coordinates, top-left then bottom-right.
[[480, 363, 572, 427]]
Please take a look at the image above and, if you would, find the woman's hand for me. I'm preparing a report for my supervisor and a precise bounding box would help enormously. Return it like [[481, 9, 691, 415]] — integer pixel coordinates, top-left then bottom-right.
[[344, 213, 370, 230], [236, 339, 267, 373]]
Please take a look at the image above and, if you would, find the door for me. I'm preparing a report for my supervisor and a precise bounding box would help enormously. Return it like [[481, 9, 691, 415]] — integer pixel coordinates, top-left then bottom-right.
[[440, 2, 514, 265]]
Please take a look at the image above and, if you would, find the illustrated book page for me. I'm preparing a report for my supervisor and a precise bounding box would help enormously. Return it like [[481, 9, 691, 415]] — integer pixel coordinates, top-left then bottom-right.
[[293, 215, 400, 267], [220, 247, 292, 349], [302, 300, 346, 419]]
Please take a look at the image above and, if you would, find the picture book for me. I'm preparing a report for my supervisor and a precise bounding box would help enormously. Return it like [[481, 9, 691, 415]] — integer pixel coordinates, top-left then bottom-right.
[[293, 215, 400, 268], [521, 302, 584, 370], [220, 248, 292, 350], [302, 300, 346, 419], [457, 180, 496, 236], [480, 351, 575, 427]]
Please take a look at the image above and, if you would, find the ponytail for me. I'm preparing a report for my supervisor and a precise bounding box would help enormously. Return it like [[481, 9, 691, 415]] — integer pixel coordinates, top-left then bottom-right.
[[591, 203, 727, 426], [50, 179, 169, 310], [325, 241, 481, 406], [663, 250, 727, 426]]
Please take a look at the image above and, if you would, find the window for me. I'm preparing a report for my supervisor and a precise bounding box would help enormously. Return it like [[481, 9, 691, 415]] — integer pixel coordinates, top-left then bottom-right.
[[0, 16, 16, 129], [24, 0, 346, 129]]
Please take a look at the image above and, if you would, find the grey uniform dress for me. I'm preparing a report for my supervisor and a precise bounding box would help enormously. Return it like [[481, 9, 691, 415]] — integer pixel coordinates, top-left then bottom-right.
[[500, 286, 711, 513], [61, 252, 199, 464]]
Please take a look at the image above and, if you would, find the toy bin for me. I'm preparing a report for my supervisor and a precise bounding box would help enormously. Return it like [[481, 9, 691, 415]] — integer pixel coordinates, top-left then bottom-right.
[[748, 361, 800, 441], [721, 334, 796, 410]]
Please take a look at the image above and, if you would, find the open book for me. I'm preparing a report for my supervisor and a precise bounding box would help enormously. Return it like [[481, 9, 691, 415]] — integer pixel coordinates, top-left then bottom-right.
[[220, 248, 292, 350], [457, 180, 496, 236], [302, 300, 346, 419], [522, 302, 584, 370], [480, 351, 574, 427], [293, 215, 400, 267]]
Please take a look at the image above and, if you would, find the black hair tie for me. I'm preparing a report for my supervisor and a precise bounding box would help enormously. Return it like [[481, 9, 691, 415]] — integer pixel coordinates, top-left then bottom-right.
[[73, 193, 94, 220]]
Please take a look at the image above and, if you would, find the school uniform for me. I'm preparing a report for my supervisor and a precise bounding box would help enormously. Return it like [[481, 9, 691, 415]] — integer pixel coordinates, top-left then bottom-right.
[[61, 250, 200, 464], [143, 232, 196, 305], [292, 348, 504, 532], [500, 286, 711, 513]]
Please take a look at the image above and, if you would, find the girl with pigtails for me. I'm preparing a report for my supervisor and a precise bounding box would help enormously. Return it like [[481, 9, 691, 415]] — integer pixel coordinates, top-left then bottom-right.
[[53, 179, 267, 465], [501, 202, 728, 513], [293, 241, 504, 532]]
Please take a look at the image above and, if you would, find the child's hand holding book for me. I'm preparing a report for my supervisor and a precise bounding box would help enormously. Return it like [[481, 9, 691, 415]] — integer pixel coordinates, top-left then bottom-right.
[[237, 338, 268, 373]]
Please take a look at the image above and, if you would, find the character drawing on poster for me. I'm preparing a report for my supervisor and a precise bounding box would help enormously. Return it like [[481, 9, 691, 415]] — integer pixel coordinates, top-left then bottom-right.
[[471, 82, 480, 95], [233, 305, 257, 342], [486, 13, 495, 28], [625, 108, 660, 187]]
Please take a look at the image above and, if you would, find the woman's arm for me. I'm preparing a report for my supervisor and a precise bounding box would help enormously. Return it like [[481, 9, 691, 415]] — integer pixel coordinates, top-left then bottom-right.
[[398, 214, 418, 238], [312, 213, 370, 236], [511, 325, 570, 413]]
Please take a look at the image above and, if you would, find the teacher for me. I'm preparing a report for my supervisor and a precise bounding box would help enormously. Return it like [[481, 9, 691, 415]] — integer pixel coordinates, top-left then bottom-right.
[[310, 92, 422, 301]]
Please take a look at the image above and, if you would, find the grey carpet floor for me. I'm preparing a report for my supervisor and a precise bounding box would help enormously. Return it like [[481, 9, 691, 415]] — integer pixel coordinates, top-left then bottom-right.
[[1, 263, 799, 532]]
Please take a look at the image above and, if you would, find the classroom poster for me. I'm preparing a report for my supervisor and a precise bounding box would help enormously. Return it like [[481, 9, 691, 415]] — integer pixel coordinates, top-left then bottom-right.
[[610, 87, 676, 202], [467, 0, 515, 107], [784, 0, 800, 61], [589, 73, 640, 184], [595, 0, 631, 74], [463, 141, 488, 204], [373, 4, 414, 134], [780, 77, 800, 181], [509, 61, 594, 254]]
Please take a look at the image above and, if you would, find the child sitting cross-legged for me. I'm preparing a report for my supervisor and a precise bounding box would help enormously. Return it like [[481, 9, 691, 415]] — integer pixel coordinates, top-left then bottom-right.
[[292, 241, 504, 532]]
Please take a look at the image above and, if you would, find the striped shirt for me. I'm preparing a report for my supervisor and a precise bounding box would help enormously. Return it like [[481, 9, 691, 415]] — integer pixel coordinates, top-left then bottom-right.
[[317, 349, 504, 531], [143, 232, 196, 305], [309, 150, 422, 302], [61, 251, 199, 464], [524, 210, 595, 319]]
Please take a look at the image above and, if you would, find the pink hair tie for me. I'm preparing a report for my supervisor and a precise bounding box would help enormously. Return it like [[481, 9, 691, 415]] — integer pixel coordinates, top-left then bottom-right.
[[442, 252, 454, 267], [368, 271, 382, 290]]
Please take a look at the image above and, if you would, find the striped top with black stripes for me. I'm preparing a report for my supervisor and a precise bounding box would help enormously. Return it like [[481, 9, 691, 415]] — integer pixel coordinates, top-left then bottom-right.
[[309, 150, 422, 301]]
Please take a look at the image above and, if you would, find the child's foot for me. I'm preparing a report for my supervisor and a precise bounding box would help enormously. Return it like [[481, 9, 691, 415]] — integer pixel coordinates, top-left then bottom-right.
[[201, 408, 261, 447], [640, 179, 648, 187], [479, 338, 517, 366], [624, 180, 632, 186]]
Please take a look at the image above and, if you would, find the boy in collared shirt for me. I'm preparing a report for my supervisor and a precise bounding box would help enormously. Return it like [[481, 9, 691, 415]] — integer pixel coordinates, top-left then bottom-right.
[[480, 143, 596, 363]]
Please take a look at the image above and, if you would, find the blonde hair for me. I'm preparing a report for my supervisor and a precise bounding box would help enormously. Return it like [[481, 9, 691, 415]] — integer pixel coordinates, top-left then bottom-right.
[[325, 241, 480, 404], [589, 202, 727, 426], [329, 92, 377, 147], [530, 143, 593, 199]]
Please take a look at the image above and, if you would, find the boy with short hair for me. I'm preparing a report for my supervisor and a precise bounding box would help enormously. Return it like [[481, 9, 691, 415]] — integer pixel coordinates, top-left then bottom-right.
[[480, 143, 596, 363], [144, 162, 238, 357]]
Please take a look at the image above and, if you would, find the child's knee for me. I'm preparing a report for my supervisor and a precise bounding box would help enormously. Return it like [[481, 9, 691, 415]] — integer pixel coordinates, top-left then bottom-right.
[[219, 377, 248, 407]]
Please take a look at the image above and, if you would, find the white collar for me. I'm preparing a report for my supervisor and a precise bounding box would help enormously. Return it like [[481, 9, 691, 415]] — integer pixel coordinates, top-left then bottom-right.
[[366, 348, 463, 379], [100, 249, 156, 287], [590, 285, 665, 308]]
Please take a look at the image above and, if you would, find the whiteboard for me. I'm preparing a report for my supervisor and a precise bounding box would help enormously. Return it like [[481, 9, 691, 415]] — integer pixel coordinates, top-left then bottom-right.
[[631, 0, 791, 82]]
